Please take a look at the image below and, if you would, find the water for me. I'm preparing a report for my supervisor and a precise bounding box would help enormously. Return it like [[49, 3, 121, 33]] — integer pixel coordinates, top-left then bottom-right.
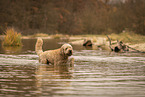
[[0, 39, 145, 97]]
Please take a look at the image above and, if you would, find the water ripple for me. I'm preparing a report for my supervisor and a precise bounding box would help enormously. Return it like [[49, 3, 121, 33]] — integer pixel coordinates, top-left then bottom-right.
[[0, 50, 145, 97]]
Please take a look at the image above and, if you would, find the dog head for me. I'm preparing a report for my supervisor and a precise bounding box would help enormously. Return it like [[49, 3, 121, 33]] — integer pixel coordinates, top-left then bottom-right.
[[60, 43, 73, 57]]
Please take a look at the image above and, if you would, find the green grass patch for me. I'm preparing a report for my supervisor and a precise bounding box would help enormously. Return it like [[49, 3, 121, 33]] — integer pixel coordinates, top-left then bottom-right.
[[2, 28, 22, 46]]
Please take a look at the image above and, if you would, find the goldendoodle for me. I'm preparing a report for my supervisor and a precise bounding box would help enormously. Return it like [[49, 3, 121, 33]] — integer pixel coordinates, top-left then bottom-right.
[[35, 38, 73, 65]]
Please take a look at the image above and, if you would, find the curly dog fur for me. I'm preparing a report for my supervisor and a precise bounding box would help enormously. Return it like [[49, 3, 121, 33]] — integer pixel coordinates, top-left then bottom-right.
[[35, 38, 73, 65]]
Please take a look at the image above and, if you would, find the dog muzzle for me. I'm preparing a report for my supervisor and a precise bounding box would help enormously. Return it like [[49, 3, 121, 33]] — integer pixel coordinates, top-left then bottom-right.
[[67, 50, 72, 56]]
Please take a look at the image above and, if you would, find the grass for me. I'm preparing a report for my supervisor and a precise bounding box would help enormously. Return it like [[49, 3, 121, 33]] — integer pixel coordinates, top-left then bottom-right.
[[2, 28, 22, 46], [31, 33, 49, 37], [28, 33, 69, 39], [51, 34, 63, 39], [51, 34, 69, 39], [108, 31, 145, 44]]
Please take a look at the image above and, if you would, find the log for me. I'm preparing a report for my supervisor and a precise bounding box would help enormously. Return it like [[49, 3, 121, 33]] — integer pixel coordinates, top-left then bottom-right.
[[106, 35, 144, 53], [83, 39, 92, 46]]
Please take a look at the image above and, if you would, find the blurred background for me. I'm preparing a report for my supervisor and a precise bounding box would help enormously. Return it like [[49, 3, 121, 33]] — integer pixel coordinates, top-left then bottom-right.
[[0, 0, 144, 35]]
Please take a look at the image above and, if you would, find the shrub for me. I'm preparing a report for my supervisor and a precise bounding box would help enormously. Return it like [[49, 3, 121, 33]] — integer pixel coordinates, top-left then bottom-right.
[[2, 28, 22, 46]]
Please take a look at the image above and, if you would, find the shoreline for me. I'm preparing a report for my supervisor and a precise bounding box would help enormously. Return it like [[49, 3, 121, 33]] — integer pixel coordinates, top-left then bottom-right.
[[0, 34, 145, 52]]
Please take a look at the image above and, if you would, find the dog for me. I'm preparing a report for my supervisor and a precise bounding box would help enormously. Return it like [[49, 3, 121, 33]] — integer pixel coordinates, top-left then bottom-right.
[[35, 38, 73, 65]]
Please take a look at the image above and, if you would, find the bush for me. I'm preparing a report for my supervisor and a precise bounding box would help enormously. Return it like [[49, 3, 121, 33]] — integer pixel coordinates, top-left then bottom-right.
[[2, 28, 22, 46]]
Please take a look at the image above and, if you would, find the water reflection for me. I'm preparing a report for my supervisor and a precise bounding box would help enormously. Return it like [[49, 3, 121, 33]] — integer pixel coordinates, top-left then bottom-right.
[[0, 64, 38, 97], [35, 64, 73, 96], [2, 46, 22, 54]]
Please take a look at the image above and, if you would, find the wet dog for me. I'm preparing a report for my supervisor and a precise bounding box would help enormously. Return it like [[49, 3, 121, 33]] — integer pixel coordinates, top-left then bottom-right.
[[35, 38, 73, 65]]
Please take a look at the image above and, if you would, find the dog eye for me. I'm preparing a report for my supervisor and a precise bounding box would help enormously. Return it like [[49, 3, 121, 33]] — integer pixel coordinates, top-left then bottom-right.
[[65, 48, 68, 50]]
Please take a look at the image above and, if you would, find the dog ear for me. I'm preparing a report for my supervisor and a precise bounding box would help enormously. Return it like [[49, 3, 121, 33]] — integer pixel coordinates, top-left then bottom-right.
[[60, 46, 64, 56]]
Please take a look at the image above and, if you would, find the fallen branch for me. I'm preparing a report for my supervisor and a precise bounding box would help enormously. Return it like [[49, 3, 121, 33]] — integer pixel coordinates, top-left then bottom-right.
[[106, 35, 145, 53], [106, 35, 111, 45], [106, 35, 113, 51], [125, 45, 144, 53], [83, 39, 92, 46]]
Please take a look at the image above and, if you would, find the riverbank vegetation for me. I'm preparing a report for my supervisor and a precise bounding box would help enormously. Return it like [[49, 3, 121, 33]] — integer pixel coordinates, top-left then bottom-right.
[[2, 28, 22, 46], [0, 30, 145, 51], [1, 31, 144, 45], [108, 31, 145, 44]]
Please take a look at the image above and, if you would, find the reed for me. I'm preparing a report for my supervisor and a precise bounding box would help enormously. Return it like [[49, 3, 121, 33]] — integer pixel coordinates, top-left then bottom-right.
[[2, 28, 22, 46]]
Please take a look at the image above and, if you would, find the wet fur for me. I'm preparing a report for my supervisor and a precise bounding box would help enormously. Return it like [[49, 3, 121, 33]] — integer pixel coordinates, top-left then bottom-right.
[[35, 38, 73, 65]]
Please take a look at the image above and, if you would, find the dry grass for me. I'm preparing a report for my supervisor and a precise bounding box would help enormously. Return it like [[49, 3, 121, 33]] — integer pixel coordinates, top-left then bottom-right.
[[31, 33, 49, 37], [51, 34, 63, 39], [2, 28, 22, 46], [51, 34, 69, 39], [24, 33, 70, 39], [108, 31, 145, 44]]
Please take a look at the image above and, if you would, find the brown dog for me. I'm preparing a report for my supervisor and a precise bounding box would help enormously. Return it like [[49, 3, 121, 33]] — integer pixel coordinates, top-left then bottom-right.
[[35, 38, 73, 65]]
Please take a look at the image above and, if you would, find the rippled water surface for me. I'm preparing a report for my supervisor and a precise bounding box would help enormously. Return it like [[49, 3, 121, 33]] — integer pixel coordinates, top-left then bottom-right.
[[0, 39, 145, 97]]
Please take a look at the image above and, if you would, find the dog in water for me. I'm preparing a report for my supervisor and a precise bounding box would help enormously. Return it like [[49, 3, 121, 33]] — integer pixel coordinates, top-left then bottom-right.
[[35, 38, 73, 65]]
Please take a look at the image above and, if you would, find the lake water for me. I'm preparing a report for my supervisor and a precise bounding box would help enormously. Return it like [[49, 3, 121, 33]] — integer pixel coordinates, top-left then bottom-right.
[[0, 39, 145, 97]]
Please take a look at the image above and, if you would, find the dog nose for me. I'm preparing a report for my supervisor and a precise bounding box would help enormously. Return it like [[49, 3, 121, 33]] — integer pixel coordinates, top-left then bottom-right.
[[69, 50, 72, 54]]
